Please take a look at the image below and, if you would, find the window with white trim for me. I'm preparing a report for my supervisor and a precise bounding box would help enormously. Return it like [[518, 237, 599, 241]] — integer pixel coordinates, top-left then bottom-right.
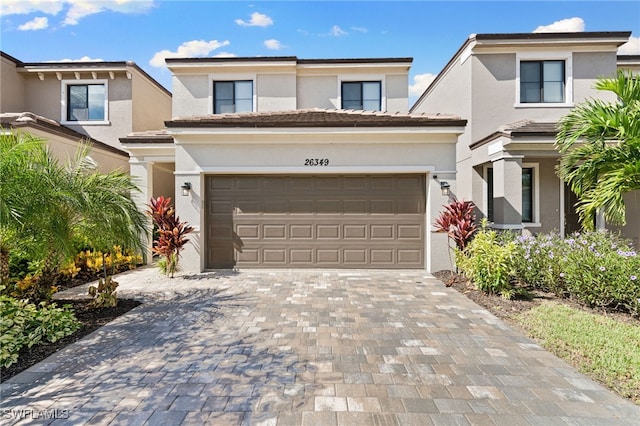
[[516, 52, 573, 107], [62, 81, 108, 123], [520, 60, 565, 103], [486, 166, 537, 223], [341, 81, 381, 110], [213, 80, 253, 114]]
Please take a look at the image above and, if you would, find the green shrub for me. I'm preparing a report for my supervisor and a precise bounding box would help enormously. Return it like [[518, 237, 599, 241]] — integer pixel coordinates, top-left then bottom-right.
[[457, 223, 517, 298], [88, 276, 119, 308], [561, 231, 640, 316], [512, 232, 568, 295], [506, 230, 640, 317], [0, 291, 80, 368]]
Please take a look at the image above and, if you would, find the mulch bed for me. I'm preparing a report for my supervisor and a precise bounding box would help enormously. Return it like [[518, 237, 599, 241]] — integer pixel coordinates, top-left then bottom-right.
[[1, 298, 141, 382], [433, 270, 639, 326]]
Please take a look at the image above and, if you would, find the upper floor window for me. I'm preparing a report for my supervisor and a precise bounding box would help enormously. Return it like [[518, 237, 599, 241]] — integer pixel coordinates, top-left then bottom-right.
[[65, 83, 107, 122], [341, 81, 381, 110], [214, 81, 253, 114], [520, 60, 565, 103]]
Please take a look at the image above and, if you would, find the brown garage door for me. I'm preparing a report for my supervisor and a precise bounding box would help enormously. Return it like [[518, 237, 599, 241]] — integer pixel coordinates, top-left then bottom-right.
[[206, 175, 425, 269]]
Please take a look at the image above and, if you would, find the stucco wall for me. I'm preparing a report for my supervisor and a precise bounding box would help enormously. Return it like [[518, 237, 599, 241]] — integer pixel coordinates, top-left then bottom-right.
[[609, 191, 640, 248], [131, 71, 172, 132], [256, 74, 297, 111], [532, 157, 562, 234], [411, 53, 472, 200], [171, 133, 459, 273], [17, 126, 129, 173], [471, 51, 619, 142], [386, 74, 409, 112], [297, 75, 337, 109], [22, 73, 133, 149], [152, 162, 176, 200], [171, 74, 209, 118], [0, 56, 26, 112]]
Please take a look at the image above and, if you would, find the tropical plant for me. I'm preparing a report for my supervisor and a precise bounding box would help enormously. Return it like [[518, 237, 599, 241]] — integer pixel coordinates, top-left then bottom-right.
[[556, 70, 640, 229], [0, 289, 80, 368], [456, 220, 517, 299], [0, 130, 148, 302], [148, 196, 194, 278], [433, 199, 477, 250], [88, 276, 119, 308]]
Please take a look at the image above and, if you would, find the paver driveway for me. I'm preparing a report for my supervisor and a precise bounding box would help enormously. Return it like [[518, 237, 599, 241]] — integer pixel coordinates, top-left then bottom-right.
[[1, 268, 639, 425]]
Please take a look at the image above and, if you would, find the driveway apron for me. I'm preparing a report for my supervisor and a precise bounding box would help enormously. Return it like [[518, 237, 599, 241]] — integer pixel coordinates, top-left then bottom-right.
[[1, 268, 639, 425]]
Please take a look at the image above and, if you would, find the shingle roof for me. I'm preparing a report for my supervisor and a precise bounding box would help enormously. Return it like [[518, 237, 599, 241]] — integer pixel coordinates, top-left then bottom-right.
[[470, 120, 558, 149], [119, 129, 174, 144], [165, 108, 466, 128], [0, 112, 128, 156]]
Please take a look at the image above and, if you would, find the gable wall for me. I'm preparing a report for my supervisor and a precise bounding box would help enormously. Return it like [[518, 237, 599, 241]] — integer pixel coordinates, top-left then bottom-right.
[[0, 55, 26, 112], [131, 70, 172, 133]]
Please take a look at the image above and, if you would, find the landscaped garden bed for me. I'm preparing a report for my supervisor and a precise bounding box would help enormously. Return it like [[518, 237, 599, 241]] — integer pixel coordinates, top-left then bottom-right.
[[0, 298, 140, 382]]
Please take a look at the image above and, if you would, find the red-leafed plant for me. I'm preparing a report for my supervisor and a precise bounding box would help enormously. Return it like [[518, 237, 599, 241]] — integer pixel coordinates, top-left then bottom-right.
[[433, 199, 477, 285], [148, 196, 194, 278], [434, 199, 477, 251]]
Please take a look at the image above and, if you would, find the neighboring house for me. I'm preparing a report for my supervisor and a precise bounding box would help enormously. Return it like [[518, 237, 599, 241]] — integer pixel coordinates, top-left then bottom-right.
[[0, 51, 172, 177], [122, 57, 467, 272], [411, 31, 639, 246]]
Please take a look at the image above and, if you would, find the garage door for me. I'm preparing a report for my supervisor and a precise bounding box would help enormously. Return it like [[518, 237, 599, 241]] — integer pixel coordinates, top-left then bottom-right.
[[206, 175, 425, 269]]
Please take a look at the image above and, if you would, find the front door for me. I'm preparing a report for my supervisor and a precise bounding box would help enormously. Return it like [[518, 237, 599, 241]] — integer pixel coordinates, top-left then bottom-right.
[[564, 183, 581, 235]]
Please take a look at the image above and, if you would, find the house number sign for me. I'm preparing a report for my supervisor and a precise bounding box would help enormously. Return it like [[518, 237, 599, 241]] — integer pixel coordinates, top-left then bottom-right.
[[304, 158, 330, 166]]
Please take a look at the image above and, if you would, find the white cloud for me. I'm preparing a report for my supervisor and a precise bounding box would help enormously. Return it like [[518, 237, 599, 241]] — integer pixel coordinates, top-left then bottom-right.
[[329, 25, 347, 37], [149, 39, 231, 67], [0, 0, 64, 15], [235, 12, 273, 27], [55, 56, 105, 62], [351, 26, 368, 33], [409, 73, 436, 97], [18, 16, 48, 30], [264, 39, 284, 50], [63, 0, 155, 26], [533, 17, 585, 33], [0, 0, 155, 26], [619, 36, 640, 55]]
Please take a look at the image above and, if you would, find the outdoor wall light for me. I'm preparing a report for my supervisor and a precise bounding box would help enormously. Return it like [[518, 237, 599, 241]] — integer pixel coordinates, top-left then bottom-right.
[[181, 182, 191, 196], [440, 181, 451, 196]]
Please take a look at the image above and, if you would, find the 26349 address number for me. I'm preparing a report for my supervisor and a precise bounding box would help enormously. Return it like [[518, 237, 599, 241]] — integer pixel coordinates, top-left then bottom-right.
[[304, 158, 330, 166]]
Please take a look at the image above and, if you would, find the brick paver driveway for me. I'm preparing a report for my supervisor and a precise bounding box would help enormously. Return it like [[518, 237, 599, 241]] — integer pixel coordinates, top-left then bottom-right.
[[2, 268, 639, 425]]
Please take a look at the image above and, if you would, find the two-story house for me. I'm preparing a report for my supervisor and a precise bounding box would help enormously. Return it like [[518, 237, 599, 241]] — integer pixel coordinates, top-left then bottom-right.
[[0, 51, 172, 176], [122, 57, 467, 273], [411, 31, 639, 246]]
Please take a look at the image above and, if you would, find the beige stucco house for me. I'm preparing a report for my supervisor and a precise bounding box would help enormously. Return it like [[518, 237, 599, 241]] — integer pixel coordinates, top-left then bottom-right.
[[0, 51, 172, 175], [122, 57, 467, 272], [411, 31, 639, 246]]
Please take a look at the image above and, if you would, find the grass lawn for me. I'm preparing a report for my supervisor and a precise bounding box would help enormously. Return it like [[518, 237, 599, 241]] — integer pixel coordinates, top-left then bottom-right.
[[514, 302, 640, 404]]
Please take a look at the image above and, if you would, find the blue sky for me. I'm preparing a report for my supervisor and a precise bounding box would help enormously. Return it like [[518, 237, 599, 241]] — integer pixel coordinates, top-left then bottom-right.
[[2, 1, 639, 103]]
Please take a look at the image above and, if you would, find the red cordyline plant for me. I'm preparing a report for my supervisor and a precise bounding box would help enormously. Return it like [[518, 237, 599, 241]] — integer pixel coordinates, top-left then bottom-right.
[[434, 198, 478, 251], [433, 198, 477, 286], [148, 196, 194, 278]]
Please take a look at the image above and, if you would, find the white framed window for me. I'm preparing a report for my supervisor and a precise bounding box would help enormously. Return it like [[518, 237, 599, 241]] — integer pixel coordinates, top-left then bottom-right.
[[484, 162, 540, 226], [341, 81, 382, 110], [61, 80, 109, 125], [338, 74, 386, 111], [515, 52, 573, 108], [213, 80, 254, 114]]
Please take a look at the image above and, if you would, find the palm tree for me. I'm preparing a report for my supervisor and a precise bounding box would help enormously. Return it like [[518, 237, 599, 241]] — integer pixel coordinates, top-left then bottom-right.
[[0, 130, 148, 292], [556, 70, 640, 229]]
